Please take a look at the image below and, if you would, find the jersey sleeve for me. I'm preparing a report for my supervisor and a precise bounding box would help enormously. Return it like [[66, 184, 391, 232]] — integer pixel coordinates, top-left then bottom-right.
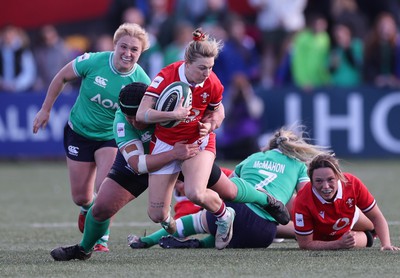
[[72, 52, 98, 77], [146, 63, 177, 99], [233, 154, 252, 177], [293, 185, 314, 236], [346, 173, 376, 213], [113, 110, 142, 149], [233, 162, 243, 177], [297, 163, 310, 184], [207, 73, 224, 111]]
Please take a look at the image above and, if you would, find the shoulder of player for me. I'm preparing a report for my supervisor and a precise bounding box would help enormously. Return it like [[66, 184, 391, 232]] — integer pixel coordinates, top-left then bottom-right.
[[80, 51, 110, 61], [207, 71, 223, 86], [200, 74, 223, 97], [342, 172, 363, 187], [74, 51, 110, 71], [296, 182, 312, 198], [160, 61, 182, 76], [147, 72, 178, 95], [134, 63, 150, 76], [114, 109, 126, 122]]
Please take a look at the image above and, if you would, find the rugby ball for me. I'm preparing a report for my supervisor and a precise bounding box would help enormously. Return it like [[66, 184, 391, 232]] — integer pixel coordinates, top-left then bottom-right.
[[155, 81, 192, 128]]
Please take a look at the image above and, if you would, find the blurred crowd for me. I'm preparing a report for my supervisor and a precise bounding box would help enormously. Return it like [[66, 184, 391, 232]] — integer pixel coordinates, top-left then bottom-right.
[[2, 0, 400, 94], [1, 0, 400, 159]]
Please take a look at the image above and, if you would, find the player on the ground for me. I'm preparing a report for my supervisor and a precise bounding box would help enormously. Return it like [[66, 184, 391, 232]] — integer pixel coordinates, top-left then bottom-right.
[[293, 154, 400, 251]]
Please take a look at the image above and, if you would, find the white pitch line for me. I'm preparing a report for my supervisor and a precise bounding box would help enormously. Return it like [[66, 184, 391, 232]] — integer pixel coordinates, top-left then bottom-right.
[[4, 221, 400, 229]]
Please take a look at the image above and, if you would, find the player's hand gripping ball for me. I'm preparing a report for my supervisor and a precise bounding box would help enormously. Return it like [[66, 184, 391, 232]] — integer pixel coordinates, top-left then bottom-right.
[[155, 81, 192, 128]]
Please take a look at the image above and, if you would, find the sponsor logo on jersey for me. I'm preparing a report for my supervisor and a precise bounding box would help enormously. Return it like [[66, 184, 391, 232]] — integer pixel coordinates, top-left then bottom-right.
[[68, 145, 79, 156], [295, 213, 304, 227], [319, 211, 325, 219], [94, 76, 108, 88], [150, 76, 164, 89], [90, 94, 119, 109], [78, 52, 90, 62], [117, 123, 125, 137], [141, 131, 152, 143], [182, 109, 200, 124], [333, 217, 350, 231]]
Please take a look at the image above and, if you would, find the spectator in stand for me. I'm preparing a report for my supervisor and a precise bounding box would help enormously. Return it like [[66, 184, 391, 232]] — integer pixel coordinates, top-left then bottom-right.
[[273, 38, 295, 87], [105, 0, 175, 34], [196, 0, 229, 27], [217, 74, 264, 160], [355, 0, 398, 30], [213, 13, 261, 99], [249, 0, 307, 88], [33, 25, 72, 93], [145, 0, 177, 50], [212, 13, 263, 160], [91, 34, 114, 52], [121, 6, 164, 79], [163, 20, 194, 66], [291, 13, 331, 91], [330, 0, 368, 40], [226, 0, 258, 20], [121, 6, 146, 27], [0, 25, 36, 93], [174, 0, 228, 28], [328, 22, 363, 87], [363, 12, 400, 88], [64, 34, 91, 59], [106, 0, 135, 34]]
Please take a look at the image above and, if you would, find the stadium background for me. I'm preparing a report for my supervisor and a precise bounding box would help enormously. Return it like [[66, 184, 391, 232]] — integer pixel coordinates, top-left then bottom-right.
[[1, 0, 400, 159]]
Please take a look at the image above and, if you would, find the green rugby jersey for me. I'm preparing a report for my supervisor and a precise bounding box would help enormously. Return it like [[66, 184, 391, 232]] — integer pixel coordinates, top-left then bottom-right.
[[69, 51, 151, 140], [233, 149, 309, 221], [113, 109, 154, 154]]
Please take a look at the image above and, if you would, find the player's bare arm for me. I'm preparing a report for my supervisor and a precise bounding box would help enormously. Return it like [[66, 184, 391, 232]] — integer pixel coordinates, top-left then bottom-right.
[[137, 95, 190, 124], [33, 61, 78, 134], [122, 140, 198, 174], [202, 103, 225, 132]]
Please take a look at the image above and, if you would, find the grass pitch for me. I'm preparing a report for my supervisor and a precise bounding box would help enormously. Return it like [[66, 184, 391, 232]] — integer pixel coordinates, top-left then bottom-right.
[[0, 159, 399, 278]]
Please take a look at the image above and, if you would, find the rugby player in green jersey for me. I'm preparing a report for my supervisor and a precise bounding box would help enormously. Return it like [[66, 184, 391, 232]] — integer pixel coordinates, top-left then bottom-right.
[[33, 23, 151, 251]]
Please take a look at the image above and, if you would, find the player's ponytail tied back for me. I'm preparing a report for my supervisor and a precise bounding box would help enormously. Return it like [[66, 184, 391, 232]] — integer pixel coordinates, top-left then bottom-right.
[[193, 29, 206, 42], [185, 28, 222, 63], [276, 136, 288, 145]]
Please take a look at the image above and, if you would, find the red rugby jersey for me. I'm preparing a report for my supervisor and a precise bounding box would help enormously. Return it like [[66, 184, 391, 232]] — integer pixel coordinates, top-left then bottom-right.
[[293, 173, 376, 241], [145, 61, 223, 144]]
